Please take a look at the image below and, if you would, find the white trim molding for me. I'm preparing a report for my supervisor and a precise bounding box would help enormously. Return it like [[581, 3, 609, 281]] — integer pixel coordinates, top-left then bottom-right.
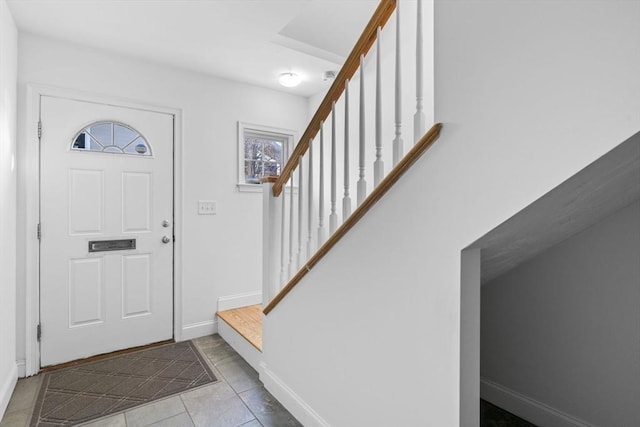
[[480, 377, 598, 427], [16, 360, 25, 378], [181, 320, 218, 341], [217, 291, 262, 312], [23, 84, 40, 377], [237, 121, 297, 191], [23, 84, 184, 374], [260, 363, 331, 427], [0, 363, 18, 418]]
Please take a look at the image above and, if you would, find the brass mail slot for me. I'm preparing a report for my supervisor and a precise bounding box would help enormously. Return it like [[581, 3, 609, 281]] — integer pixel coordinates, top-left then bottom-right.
[[88, 239, 136, 252]]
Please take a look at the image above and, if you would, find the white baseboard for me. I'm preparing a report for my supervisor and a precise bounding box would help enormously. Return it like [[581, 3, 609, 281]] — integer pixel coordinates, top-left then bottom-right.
[[480, 377, 597, 427], [180, 320, 218, 341], [0, 363, 18, 420], [16, 360, 25, 378], [217, 320, 262, 371], [260, 363, 331, 427], [217, 291, 262, 312]]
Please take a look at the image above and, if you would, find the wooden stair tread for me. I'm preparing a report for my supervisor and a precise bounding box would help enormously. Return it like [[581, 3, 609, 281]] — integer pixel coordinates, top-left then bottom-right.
[[217, 304, 263, 351]]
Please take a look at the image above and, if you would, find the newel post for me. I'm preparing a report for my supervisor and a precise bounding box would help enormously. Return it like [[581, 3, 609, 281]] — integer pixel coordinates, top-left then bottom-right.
[[262, 176, 282, 306]]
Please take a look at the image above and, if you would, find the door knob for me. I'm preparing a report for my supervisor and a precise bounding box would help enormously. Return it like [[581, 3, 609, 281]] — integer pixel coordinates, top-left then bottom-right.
[[162, 220, 170, 228], [162, 236, 171, 244]]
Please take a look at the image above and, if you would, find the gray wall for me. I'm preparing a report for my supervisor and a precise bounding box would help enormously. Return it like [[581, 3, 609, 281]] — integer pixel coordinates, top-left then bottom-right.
[[481, 200, 640, 426]]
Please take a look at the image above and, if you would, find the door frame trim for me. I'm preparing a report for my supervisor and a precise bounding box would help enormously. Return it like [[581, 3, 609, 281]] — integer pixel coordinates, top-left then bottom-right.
[[23, 84, 184, 375]]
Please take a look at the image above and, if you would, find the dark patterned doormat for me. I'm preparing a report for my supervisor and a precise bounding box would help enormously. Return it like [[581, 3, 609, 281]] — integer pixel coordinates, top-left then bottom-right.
[[30, 341, 217, 426]]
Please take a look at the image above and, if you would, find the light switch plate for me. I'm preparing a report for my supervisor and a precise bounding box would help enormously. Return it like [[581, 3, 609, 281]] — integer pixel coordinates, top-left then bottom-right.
[[198, 200, 216, 215]]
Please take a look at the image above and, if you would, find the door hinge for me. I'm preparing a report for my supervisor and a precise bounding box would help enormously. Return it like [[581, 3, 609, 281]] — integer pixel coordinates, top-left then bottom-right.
[[37, 223, 41, 240], [37, 120, 42, 139], [37, 324, 42, 342]]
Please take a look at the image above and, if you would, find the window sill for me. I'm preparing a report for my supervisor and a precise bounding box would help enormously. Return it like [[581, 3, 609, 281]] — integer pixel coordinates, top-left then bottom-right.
[[237, 183, 264, 193], [236, 183, 299, 194]]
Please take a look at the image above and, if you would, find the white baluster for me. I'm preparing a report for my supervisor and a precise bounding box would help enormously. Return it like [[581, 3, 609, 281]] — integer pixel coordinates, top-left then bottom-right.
[[279, 179, 286, 286], [306, 139, 314, 259], [296, 155, 304, 269], [393, 1, 404, 165], [318, 123, 326, 246], [329, 102, 338, 234], [374, 26, 384, 187], [279, 144, 288, 286], [357, 54, 367, 206], [288, 165, 295, 279], [343, 80, 352, 221], [414, 0, 426, 144], [262, 179, 282, 305]]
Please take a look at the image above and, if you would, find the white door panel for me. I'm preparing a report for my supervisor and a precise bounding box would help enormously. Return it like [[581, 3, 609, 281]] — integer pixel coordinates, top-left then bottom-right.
[[69, 169, 104, 234], [122, 172, 152, 233], [122, 254, 152, 317], [40, 96, 174, 366], [68, 257, 104, 327]]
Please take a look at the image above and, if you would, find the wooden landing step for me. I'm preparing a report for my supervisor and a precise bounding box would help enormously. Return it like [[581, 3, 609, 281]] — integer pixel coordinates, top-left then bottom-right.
[[216, 304, 263, 352]]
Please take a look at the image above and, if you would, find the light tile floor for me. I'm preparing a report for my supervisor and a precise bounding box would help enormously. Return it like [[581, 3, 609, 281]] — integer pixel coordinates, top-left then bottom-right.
[[0, 335, 301, 427]]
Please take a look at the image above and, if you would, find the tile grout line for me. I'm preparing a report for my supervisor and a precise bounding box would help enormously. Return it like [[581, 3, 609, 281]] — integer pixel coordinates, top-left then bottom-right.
[[178, 394, 196, 427], [195, 340, 263, 427]]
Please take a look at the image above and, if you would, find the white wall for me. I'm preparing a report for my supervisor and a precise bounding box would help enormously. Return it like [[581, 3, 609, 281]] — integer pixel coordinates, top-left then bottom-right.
[[0, 0, 18, 417], [481, 200, 640, 427], [262, 1, 640, 426], [15, 33, 309, 368]]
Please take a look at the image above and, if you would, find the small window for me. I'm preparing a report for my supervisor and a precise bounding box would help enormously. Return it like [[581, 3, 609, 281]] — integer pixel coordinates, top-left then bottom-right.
[[238, 122, 295, 192], [72, 121, 152, 156]]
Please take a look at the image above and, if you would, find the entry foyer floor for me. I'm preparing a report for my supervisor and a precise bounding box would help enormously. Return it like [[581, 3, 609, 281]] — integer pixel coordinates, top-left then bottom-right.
[[0, 335, 301, 427]]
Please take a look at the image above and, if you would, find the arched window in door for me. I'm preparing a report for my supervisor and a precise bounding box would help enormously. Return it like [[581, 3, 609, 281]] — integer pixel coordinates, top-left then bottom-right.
[[71, 121, 152, 156]]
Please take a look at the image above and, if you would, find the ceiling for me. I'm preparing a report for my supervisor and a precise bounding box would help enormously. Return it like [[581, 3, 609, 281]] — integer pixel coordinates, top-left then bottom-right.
[[7, 0, 378, 97]]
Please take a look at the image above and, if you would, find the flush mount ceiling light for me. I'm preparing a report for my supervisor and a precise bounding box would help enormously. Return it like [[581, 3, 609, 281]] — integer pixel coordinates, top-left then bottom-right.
[[278, 72, 301, 87]]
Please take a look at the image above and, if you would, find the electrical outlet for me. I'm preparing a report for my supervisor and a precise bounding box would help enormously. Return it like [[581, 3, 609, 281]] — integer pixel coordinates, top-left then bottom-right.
[[198, 200, 216, 215]]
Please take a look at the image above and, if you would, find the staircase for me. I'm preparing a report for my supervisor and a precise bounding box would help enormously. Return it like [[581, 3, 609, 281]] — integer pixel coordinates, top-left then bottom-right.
[[261, 0, 437, 313], [215, 0, 640, 426], [216, 1, 440, 423]]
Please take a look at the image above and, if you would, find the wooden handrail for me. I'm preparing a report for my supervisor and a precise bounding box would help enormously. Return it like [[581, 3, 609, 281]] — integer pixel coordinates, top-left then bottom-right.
[[264, 123, 442, 315], [272, 0, 397, 197]]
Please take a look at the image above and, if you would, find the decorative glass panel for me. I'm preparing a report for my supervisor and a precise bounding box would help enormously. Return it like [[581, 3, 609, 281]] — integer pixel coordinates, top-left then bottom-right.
[[88, 123, 112, 146], [72, 122, 152, 156], [114, 125, 138, 148]]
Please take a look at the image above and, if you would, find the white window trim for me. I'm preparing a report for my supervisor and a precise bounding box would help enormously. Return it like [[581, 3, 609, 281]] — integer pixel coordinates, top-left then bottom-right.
[[237, 121, 296, 193]]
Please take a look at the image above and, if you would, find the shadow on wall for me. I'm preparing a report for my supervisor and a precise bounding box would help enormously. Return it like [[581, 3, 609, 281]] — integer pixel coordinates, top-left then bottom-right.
[[464, 132, 640, 427]]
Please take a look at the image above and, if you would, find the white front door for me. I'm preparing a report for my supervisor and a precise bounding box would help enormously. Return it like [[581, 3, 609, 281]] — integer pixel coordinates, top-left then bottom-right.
[[39, 95, 174, 367]]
